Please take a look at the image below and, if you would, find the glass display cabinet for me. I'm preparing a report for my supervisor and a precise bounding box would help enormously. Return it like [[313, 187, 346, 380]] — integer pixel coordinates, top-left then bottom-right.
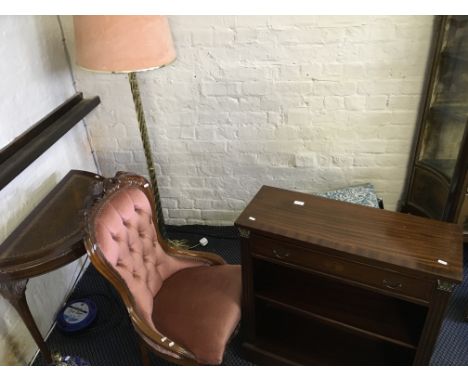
[[401, 16, 468, 240]]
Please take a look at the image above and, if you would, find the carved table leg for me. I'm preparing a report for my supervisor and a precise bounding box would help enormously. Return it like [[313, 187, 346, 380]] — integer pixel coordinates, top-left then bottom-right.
[[0, 279, 52, 364]]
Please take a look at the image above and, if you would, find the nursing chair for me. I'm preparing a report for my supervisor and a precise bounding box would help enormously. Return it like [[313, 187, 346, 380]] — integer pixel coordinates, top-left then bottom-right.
[[83, 172, 242, 365]]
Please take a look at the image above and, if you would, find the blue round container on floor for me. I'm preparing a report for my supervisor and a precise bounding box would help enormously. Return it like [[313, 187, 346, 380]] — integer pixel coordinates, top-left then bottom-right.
[[56, 298, 97, 333]]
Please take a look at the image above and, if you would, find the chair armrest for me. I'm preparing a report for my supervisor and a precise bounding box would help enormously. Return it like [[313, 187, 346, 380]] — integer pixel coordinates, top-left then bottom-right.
[[167, 247, 226, 266]]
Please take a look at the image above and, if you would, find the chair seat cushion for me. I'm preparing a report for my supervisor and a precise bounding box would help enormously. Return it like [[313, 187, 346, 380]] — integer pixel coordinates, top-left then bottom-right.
[[152, 264, 241, 365]]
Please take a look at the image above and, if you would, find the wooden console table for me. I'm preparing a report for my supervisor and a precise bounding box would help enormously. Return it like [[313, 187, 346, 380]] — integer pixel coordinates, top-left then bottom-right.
[[0, 170, 101, 364], [235, 186, 463, 365]]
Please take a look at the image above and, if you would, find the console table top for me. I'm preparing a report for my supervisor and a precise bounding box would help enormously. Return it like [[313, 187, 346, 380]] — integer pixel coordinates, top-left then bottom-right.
[[235, 185, 463, 283], [0, 169, 101, 280]]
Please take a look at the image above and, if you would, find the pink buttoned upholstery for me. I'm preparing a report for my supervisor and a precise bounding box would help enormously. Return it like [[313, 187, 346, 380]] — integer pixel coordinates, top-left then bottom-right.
[[89, 175, 242, 365], [94, 186, 203, 327]]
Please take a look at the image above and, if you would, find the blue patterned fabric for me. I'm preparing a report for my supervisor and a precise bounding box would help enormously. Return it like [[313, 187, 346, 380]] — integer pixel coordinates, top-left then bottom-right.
[[315, 183, 380, 208]]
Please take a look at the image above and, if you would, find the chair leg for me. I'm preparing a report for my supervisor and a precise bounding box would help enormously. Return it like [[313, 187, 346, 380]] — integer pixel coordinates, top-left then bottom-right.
[[139, 338, 151, 366]]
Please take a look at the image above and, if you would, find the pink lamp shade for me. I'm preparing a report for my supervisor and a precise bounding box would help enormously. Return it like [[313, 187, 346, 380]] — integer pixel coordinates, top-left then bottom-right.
[[73, 16, 176, 73]]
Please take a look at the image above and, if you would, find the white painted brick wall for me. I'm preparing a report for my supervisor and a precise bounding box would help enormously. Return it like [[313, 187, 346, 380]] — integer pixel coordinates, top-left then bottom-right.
[[0, 16, 97, 364], [61, 15, 434, 225]]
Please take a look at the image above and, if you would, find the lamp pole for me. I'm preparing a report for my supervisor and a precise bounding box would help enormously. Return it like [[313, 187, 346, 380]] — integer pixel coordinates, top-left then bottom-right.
[[128, 72, 167, 239]]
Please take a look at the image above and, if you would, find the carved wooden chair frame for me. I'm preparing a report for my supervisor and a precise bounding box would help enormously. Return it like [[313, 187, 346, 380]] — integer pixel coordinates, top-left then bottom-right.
[[83, 172, 226, 365]]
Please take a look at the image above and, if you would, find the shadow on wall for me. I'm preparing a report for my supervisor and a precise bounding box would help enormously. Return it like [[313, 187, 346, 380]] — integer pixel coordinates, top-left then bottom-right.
[[0, 172, 60, 365], [31, 16, 70, 80], [0, 305, 29, 365]]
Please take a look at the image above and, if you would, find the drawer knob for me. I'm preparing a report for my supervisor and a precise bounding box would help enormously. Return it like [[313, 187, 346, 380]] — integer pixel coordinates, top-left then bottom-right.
[[383, 279, 403, 290], [273, 249, 290, 259]]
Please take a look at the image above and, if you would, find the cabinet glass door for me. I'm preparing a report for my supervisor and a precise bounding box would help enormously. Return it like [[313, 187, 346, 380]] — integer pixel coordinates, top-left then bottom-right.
[[418, 16, 468, 180]]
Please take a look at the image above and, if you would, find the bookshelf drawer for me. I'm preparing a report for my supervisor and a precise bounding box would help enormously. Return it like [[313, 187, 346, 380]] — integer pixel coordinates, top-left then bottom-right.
[[250, 234, 433, 302]]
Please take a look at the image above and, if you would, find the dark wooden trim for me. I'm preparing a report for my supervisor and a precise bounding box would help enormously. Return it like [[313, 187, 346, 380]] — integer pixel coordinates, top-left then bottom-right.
[[0, 92, 100, 190], [414, 161, 454, 186], [413, 288, 451, 365], [240, 235, 256, 343], [445, 123, 468, 221], [404, 201, 438, 221], [399, 16, 446, 211]]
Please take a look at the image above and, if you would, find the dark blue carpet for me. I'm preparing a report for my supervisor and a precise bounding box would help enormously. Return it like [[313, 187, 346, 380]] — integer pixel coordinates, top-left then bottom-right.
[[430, 244, 468, 365], [33, 225, 467, 366]]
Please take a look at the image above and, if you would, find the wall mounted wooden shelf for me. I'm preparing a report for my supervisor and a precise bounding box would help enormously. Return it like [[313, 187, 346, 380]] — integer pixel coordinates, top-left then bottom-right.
[[0, 92, 100, 190]]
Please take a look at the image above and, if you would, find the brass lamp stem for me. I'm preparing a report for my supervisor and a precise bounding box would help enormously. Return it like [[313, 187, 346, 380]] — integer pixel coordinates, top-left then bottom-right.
[[128, 72, 168, 239]]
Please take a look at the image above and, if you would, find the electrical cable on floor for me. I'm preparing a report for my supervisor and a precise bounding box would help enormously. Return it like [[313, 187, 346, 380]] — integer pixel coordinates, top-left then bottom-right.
[[186, 237, 209, 250], [166, 228, 240, 241]]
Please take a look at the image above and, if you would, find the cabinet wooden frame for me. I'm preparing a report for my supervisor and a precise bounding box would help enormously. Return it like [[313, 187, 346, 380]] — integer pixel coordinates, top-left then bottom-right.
[[236, 185, 462, 366], [400, 16, 468, 239]]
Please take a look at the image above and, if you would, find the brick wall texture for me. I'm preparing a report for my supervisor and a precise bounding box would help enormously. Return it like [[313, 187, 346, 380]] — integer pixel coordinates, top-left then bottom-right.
[[62, 15, 435, 225]]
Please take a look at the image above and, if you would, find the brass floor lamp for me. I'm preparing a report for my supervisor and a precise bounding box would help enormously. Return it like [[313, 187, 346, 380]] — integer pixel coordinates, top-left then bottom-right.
[[74, 16, 176, 240]]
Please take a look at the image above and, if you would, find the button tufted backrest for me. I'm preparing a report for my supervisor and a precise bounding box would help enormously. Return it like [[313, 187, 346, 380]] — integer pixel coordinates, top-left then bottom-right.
[[93, 185, 201, 327]]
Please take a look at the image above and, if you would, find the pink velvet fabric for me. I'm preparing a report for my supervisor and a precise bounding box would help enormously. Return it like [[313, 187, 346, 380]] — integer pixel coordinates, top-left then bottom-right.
[[94, 186, 203, 327], [153, 264, 242, 365]]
